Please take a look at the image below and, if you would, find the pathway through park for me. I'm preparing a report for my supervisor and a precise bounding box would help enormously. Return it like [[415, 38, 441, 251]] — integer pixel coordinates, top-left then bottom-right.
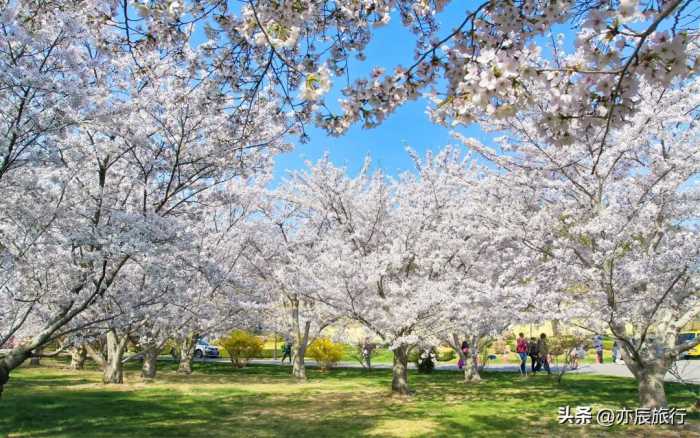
[[205, 357, 700, 384]]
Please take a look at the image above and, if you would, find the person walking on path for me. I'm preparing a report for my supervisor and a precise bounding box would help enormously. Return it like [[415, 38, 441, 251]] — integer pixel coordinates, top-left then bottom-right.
[[536, 333, 551, 375], [571, 344, 585, 370], [281, 340, 292, 363], [527, 337, 539, 373], [516, 333, 529, 376], [361, 337, 376, 369]]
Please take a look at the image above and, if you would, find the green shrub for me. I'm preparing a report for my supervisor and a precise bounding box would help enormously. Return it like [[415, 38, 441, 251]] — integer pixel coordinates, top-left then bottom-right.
[[549, 335, 580, 357], [219, 330, 264, 368], [160, 339, 179, 356], [407, 348, 420, 364], [307, 338, 344, 371], [437, 349, 456, 362]]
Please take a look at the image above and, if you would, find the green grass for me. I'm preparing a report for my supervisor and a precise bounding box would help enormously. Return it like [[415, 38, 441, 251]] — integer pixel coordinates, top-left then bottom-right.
[[1, 359, 697, 437]]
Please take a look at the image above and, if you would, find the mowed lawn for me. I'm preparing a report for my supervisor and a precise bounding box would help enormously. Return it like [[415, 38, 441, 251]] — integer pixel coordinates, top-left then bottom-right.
[[1, 359, 698, 438]]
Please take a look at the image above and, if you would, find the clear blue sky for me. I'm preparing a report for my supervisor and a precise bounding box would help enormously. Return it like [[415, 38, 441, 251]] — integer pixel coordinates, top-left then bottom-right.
[[273, 2, 490, 182]]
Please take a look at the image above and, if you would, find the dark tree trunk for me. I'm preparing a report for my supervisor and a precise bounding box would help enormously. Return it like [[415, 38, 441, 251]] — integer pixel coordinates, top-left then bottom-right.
[[0, 302, 104, 398], [0, 362, 8, 399], [29, 348, 42, 367], [0, 348, 30, 399]]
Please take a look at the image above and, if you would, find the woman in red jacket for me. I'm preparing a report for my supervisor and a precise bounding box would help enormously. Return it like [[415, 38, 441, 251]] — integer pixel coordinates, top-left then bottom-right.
[[516, 333, 529, 376]]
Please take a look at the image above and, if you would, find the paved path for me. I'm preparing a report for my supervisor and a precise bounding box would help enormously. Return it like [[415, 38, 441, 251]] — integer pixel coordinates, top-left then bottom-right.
[[206, 357, 700, 384]]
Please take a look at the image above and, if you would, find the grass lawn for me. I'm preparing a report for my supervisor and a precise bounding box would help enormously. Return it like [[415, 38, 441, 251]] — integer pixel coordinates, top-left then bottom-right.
[[1, 359, 698, 438]]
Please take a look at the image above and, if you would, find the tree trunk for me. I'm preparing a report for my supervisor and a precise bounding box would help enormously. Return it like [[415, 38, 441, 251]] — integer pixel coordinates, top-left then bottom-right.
[[273, 335, 277, 360], [288, 295, 311, 381], [0, 348, 30, 398], [292, 321, 311, 380], [85, 341, 107, 370], [102, 330, 128, 384], [29, 347, 42, 367], [638, 369, 667, 408], [391, 345, 411, 395], [177, 334, 197, 375], [551, 319, 562, 336], [616, 338, 668, 408], [141, 346, 159, 380], [0, 362, 8, 399], [463, 354, 482, 383], [465, 334, 482, 383], [0, 301, 105, 398], [292, 345, 307, 379], [70, 345, 87, 370]]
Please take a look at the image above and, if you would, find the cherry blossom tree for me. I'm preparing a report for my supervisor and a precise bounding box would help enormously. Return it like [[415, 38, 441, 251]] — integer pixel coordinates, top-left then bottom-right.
[[400, 150, 544, 383], [2, 0, 698, 406], [459, 76, 700, 407], [242, 185, 341, 380], [80, 260, 186, 383], [129, 1, 698, 143], [164, 176, 272, 377], [283, 152, 502, 394], [0, 2, 287, 396], [0, 1, 130, 395]]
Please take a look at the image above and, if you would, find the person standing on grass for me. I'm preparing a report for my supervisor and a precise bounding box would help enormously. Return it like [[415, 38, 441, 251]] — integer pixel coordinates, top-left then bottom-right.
[[593, 335, 604, 364], [516, 333, 529, 376], [362, 337, 376, 369], [571, 344, 586, 370], [528, 337, 539, 373], [612, 341, 620, 364], [569, 347, 579, 370], [281, 340, 292, 363], [536, 333, 551, 375]]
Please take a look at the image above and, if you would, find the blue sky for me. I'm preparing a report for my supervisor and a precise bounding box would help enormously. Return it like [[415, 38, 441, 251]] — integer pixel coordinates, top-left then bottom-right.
[[273, 2, 488, 182], [269, 5, 584, 183]]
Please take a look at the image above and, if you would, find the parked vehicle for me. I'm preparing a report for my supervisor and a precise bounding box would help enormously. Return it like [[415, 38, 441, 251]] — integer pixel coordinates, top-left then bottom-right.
[[194, 339, 220, 359], [678, 331, 700, 359]]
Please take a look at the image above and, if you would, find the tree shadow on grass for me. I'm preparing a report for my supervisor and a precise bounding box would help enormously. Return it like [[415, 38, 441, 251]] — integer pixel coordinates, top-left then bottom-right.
[[0, 384, 396, 437], [405, 371, 699, 437]]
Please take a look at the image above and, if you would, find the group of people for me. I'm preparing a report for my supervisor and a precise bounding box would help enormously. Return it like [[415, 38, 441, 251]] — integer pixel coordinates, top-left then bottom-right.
[[279, 333, 621, 372], [569, 336, 623, 369], [516, 333, 551, 376]]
